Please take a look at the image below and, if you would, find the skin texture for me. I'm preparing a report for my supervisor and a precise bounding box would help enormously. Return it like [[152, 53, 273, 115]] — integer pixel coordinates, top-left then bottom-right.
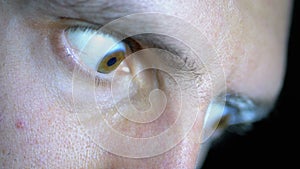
[[0, 0, 291, 169]]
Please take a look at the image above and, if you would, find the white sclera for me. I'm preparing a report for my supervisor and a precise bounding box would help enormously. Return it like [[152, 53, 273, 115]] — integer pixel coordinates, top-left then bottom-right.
[[66, 29, 126, 70]]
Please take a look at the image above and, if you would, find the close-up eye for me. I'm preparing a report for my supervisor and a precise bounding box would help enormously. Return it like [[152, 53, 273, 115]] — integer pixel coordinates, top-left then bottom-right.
[[65, 26, 140, 75], [0, 0, 292, 168]]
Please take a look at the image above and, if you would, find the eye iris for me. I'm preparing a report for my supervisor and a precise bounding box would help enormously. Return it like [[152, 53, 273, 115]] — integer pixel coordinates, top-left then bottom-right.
[[107, 57, 117, 67], [97, 51, 125, 73]]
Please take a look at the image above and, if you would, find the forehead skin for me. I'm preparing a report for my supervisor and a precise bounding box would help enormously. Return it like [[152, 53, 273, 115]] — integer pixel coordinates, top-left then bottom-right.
[[0, 0, 291, 169]]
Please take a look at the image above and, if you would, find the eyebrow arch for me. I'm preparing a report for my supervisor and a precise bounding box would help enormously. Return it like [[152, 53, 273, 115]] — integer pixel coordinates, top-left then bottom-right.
[[50, 0, 91, 7], [40, 0, 150, 24]]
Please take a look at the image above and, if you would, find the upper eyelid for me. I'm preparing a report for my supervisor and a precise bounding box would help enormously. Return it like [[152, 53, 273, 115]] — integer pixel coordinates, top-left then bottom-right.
[[61, 18, 194, 57], [61, 17, 184, 54], [64, 20, 199, 74], [124, 33, 199, 71]]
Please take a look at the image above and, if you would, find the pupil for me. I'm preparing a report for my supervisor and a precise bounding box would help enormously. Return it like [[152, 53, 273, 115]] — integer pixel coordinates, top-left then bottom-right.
[[107, 57, 117, 67]]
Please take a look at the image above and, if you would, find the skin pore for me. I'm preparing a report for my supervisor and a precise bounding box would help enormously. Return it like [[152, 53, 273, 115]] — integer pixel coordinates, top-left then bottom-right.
[[0, 0, 291, 169]]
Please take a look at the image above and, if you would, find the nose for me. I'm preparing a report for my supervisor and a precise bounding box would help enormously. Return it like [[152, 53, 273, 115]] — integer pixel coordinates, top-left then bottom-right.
[[77, 48, 208, 168], [102, 113, 206, 169]]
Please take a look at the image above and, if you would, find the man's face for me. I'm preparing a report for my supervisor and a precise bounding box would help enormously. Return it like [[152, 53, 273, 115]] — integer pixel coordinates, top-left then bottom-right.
[[0, 0, 290, 168]]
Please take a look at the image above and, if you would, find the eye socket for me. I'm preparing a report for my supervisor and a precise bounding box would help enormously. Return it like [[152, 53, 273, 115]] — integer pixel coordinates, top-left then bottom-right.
[[65, 26, 138, 74]]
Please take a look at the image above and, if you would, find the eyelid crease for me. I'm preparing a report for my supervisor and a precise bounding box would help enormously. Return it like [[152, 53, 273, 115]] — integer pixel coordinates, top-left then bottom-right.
[[129, 34, 200, 72], [59, 19, 185, 58], [59, 17, 102, 29]]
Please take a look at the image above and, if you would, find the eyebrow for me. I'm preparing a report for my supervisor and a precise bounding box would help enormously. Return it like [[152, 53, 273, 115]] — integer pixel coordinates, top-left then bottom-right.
[[40, 0, 157, 25]]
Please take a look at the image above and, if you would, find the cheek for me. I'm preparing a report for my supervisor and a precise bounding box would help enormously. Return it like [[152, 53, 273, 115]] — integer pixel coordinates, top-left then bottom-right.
[[0, 19, 214, 169], [0, 55, 102, 168], [0, 23, 99, 167], [0, 56, 209, 169]]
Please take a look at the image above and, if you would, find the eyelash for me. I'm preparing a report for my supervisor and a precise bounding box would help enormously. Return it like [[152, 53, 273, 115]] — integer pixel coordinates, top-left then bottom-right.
[[66, 25, 144, 58], [53, 21, 199, 88]]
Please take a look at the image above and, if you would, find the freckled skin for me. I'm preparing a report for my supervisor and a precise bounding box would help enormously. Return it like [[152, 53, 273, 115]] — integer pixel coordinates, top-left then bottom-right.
[[0, 0, 291, 169]]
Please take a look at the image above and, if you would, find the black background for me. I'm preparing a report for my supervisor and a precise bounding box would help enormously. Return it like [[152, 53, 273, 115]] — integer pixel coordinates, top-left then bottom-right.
[[202, 1, 298, 169]]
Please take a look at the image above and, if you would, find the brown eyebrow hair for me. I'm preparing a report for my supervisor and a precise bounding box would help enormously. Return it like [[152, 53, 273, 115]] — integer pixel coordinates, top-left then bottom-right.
[[49, 0, 91, 7], [39, 0, 149, 25]]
